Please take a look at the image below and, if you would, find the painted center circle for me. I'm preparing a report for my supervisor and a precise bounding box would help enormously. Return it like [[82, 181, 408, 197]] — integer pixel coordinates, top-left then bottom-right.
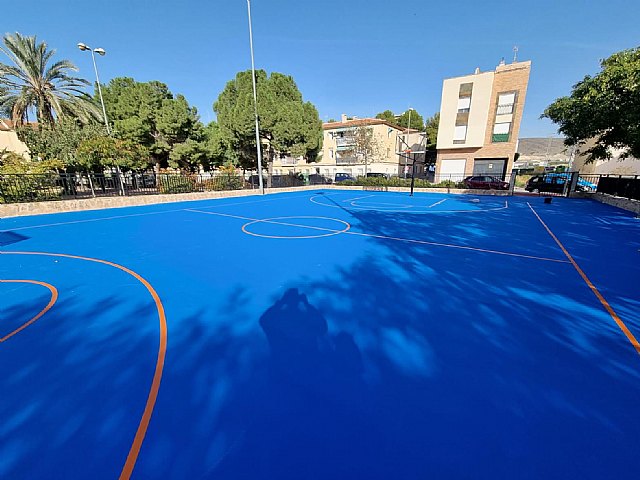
[[242, 216, 351, 239]]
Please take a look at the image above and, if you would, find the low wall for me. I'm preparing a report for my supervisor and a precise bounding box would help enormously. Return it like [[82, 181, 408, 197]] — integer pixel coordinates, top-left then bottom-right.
[[588, 192, 640, 215], [0, 186, 321, 218], [0, 185, 511, 218]]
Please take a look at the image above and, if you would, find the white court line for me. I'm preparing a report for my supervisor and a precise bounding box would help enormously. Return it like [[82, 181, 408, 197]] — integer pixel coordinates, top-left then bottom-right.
[[187, 207, 569, 264], [428, 198, 447, 208], [186, 209, 347, 234], [310, 195, 509, 214], [342, 195, 374, 203], [351, 201, 412, 208], [0, 191, 316, 232], [2, 209, 178, 232]]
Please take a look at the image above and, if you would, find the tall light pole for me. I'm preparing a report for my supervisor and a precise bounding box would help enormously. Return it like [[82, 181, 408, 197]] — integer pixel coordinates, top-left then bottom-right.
[[246, 0, 265, 194], [78, 43, 125, 195], [78, 43, 110, 134]]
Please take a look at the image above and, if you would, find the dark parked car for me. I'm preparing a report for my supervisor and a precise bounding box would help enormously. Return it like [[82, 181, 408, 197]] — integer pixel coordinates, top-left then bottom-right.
[[525, 173, 596, 193], [308, 174, 332, 185], [463, 175, 509, 190], [335, 173, 356, 182], [366, 172, 388, 178]]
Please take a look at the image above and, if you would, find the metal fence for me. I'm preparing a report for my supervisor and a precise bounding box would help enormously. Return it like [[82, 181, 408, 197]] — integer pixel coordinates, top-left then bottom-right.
[[3, 170, 637, 204], [593, 175, 640, 201], [0, 172, 311, 203]]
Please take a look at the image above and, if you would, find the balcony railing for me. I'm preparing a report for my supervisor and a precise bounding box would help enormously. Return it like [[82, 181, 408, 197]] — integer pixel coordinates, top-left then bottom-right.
[[279, 158, 298, 166], [336, 137, 354, 148], [336, 156, 360, 165]]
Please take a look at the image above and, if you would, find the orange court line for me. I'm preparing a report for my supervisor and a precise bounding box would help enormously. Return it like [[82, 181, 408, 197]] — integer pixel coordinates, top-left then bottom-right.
[[0, 279, 58, 342], [527, 203, 640, 356], [0, 250, 167, 479]]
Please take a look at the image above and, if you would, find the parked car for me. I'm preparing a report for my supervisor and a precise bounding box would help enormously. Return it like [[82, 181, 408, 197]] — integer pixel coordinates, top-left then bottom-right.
[[335, 173, 356, 182], [462, 175, 510, 190], [308, 174, 332, 185], [366, 172, 388, 178], [525, 173, 596, 193]]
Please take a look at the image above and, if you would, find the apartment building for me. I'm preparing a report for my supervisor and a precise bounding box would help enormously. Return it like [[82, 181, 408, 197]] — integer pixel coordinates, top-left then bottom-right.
[[435, 60, 531, 180], [272, 115, 415, 179]]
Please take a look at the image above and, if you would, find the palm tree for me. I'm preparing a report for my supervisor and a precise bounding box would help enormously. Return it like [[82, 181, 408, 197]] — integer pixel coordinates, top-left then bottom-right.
[[0, 32, 101, 126]]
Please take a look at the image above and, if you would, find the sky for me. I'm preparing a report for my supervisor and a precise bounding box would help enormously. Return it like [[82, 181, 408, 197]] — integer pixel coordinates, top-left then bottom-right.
[[3, 0, 639, 137]]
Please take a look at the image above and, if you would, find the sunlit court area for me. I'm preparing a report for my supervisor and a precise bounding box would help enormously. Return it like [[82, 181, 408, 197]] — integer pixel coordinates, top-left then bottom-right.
[[1, 189, 639, 479]]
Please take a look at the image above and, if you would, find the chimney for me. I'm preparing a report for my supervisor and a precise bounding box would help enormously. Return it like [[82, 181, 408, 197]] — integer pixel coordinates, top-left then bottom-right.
[[498, 57, 506, 66], [474, 67, 480, 74], [341, 114, 348, 122]]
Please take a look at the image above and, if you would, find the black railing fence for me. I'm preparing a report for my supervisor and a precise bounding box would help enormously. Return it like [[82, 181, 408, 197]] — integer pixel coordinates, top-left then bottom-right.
[[0, 172, 314, 203], [2, 171, 638, 204], [594, 175, 640, 201]]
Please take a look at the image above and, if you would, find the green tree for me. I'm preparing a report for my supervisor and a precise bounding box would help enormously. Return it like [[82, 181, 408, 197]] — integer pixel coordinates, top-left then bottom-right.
[[424, 112, 440, 150], [543, 46, 640, 162], [0, 32, 100, 126], [100, 78, 204, 168], [76, 136, 151, 171], [375, 110, 397, 125], [214, 70, 323, 178], [395, 108, 425, 131], [16, 119, 106, 168]]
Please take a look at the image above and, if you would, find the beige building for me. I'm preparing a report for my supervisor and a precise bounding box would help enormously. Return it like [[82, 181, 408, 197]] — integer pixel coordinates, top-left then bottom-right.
[[0, 119, 30, 158], [435, 60, 531, 180], [572, 140, 640, 175], [272, 114, 421, 179]]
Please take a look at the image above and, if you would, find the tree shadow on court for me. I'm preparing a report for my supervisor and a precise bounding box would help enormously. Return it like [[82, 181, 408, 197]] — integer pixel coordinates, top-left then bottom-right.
[[196, 194, 640, 479], [517, 197, 640, 333], [2, 194, 638, 479], [0, 292, 163, 479]]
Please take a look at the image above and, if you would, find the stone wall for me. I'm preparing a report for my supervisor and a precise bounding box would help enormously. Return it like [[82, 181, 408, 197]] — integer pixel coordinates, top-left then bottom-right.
[[586, 192, 640, 215], [0, 186, 320, 218]]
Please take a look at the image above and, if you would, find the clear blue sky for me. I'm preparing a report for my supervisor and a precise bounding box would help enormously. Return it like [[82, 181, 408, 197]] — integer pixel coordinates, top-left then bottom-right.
[[5, 0, 639, 137]]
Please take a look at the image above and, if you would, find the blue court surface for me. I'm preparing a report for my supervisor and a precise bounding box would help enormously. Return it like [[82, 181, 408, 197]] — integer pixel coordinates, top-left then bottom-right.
[[1, 189, 639, 479]]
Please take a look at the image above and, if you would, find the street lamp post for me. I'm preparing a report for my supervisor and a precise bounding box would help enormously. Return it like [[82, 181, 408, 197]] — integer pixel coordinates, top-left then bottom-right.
[[246, 0, 265, 194], [78, 43, 110, 134], [78, 42, 124, 195]]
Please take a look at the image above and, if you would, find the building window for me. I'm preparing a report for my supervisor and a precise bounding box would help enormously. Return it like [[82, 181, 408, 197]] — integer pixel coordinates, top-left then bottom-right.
[[496, 92, 516, 115], [329, 148, 334, 158], [492, 122, 511, 142], [459, 83, 473, 97], [453, 125, 467, 143], [457, 96, 471, 113]]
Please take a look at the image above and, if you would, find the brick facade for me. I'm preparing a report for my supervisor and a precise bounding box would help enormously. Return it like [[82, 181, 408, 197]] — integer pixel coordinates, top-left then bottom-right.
[[436, 61, 531, 177]]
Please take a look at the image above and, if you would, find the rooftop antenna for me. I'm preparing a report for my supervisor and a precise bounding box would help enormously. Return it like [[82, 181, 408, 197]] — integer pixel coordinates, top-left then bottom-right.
[[513, 45, 519, 63]]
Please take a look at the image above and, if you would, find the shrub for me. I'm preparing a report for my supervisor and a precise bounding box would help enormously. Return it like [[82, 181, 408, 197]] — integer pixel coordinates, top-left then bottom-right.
[[158, 175, 197, 194], [0, 174, 62, 203], [201, 175, 244, 191]]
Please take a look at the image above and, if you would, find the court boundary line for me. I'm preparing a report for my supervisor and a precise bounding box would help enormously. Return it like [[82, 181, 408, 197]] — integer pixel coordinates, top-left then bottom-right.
[[0, 191, 314, 233], [187, 208, 569, 264], [527, 203, 640, 356], [0, 251, 168, 479], [0, 280, 58, 342], [428, 198, 448, 208], [310, 194, 509, 214]]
